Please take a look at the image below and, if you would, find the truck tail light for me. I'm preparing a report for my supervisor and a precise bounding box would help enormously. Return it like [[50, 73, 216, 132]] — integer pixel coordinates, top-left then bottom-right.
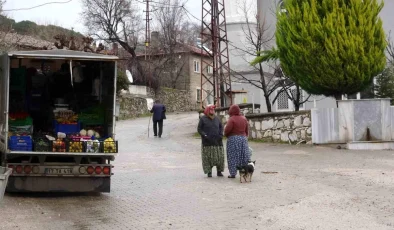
[[32, 166, 39, 174], [79, 166, 86, 174], [103, 166, 110, 175], [15, 165, 23, 174], [24, 165, 32, 174], [95, 166, 102, 174], [87, 166, 94, 175]]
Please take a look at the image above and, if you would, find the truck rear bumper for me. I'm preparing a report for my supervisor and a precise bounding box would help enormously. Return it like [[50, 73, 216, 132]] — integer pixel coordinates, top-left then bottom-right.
[[6, 176, 110, 193]]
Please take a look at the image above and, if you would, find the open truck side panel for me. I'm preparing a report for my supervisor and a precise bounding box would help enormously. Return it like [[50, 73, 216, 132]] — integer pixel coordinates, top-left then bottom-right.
[[0, 50, 119, 193]]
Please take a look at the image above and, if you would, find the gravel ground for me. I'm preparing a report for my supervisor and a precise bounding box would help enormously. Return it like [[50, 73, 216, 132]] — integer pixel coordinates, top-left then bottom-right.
[[1, 112, 394, 230]]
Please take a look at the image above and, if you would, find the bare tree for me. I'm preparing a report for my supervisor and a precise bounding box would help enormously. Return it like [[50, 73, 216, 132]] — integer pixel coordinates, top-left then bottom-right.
[[81, 0, 148, 85], [151, 0, 197, 89], [229, 0, 280, 112], [386, 31, 394, 64]]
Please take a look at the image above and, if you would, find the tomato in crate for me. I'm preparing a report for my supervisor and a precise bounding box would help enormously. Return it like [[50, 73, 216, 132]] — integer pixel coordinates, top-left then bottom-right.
[[52, 139, 66, 152]]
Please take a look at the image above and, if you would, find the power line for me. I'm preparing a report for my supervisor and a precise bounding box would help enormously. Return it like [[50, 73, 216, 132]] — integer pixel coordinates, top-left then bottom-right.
[[3, 0, 73, 12], [135, 0, 183, 8], [182, 6, 200, 22]]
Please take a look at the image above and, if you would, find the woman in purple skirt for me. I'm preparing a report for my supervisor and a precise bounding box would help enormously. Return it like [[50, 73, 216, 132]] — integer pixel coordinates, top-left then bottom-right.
[[224, 104, 250, 178]]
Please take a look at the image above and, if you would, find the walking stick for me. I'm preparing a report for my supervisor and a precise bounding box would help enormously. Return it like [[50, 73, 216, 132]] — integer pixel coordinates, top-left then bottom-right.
[[148, 114, 152, 137]]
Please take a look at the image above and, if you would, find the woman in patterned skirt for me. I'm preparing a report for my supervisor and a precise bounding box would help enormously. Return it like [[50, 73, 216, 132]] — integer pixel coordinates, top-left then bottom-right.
[[198, 105, 225, 177], [224, 104, 250, 178]]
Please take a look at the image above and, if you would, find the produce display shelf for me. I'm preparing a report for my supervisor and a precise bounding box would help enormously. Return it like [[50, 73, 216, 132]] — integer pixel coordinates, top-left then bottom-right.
[[7, 150, 117, 158]]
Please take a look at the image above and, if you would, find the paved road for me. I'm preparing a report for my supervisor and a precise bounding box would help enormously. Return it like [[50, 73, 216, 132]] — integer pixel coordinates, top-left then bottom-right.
[[1, 113, 394, 229]]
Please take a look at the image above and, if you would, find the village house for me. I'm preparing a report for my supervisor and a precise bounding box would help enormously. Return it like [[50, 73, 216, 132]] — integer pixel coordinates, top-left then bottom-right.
[[118, 32, 214, 110]]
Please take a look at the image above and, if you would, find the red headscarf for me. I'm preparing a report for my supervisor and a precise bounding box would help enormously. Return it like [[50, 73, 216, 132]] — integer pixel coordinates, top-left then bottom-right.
[[204, 105, 216, 116], [229, 104, 241, 116]]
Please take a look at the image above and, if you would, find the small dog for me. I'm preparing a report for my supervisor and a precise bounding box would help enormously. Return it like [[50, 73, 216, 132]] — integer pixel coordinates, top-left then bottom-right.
[[236, 160, 256, 183]]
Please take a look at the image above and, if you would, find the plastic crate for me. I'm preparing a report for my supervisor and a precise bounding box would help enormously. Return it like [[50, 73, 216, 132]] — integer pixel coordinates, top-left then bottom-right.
[[85, 140, 101, 153], [54, 121, 81, 135], [51, 140, 66, 152], [0, 167, 12, 203], [67, 141, 85, 153], [33, 137, 51, 152], [101, 140, 118, 153], [9, 136, 33, 151]]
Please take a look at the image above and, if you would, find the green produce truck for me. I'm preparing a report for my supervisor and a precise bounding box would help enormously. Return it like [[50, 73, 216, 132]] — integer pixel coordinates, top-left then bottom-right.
[[0, 50, 119, 192]]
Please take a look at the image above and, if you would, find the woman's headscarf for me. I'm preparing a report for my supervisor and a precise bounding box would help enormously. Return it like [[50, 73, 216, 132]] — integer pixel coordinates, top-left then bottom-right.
[[204, 105, 216, 117], [229, 104, 241, 116]]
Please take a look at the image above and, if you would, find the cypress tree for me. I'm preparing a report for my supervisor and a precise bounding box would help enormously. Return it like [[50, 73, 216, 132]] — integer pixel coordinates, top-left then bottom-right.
[[273, 0, 387, 99]]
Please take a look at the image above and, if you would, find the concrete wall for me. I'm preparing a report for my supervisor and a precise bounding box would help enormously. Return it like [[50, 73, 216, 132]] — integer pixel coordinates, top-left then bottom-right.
[[247, 111, 312, 144], [312, 99, 394, 144]]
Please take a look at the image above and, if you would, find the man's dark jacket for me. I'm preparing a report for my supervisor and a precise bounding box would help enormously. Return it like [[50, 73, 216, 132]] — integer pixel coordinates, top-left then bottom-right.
[[151, 104, 166, 121]]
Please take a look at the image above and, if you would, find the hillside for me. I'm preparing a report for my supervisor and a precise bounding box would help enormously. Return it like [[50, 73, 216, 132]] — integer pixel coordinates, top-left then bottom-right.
[[0, 15, 83, 42]]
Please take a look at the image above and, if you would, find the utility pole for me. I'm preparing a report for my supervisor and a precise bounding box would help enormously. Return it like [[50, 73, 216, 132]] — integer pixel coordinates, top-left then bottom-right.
[[144, 0, 152, 86], [200, 0, 232, 108], [144, 0, 151, 60]]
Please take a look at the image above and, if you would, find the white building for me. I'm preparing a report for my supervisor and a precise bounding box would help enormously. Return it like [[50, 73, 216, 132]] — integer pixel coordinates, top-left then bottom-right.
[[226, 0, 394, 112]]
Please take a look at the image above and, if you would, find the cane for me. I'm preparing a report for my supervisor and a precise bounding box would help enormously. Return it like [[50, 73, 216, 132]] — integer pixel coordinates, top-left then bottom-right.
[[148, 114, 152, 137]]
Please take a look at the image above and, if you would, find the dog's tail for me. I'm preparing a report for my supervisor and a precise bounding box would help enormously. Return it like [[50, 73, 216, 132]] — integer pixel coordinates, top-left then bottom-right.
[[236, 166, 242, 170]]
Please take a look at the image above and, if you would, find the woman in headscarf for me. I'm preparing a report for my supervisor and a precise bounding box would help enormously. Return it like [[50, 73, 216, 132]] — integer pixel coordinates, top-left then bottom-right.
[[224, 104, 250, 178], [197, 105, 225, 177]]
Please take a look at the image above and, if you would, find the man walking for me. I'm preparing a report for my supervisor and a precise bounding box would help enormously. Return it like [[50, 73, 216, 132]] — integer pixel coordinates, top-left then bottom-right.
[[150, 100, 166, 138]]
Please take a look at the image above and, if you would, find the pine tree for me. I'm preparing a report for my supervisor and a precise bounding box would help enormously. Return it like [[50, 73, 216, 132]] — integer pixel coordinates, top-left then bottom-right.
[[272, 0, 387, 99]]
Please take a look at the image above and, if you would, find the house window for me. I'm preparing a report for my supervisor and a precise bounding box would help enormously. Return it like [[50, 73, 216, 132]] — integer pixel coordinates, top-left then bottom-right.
[[194, 60, 200, 73], [207, 65, 213, 74], [277, 90, 289, 110], [196, 88, 202, 102]]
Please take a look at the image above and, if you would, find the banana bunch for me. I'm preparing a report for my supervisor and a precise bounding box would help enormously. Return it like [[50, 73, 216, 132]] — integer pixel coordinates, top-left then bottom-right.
[[69, 142, 83, 152], [103, 138, 116, 153]]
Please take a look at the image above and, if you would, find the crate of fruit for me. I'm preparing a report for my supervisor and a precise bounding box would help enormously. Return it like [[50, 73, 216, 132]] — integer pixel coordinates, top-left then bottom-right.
[[102, 138, 118, 153], [33, 137, 51, 152], [52, 139, 66, 152], [85, 140, 101, 153], [67, 141, 84, 153]]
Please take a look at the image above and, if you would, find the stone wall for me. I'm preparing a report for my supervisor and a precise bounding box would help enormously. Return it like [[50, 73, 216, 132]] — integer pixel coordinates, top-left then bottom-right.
[[118, 87, 196, 120], [155, 88, 194, 112], [118, 95, 149, 120], [246, 111, 312, 144]]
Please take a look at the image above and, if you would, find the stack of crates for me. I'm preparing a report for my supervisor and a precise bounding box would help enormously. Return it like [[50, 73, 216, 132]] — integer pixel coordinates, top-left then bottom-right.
[[9, 136, 33, 151]]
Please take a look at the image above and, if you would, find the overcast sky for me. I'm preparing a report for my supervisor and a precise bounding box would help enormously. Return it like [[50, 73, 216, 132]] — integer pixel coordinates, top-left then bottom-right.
[[3, 0, 202, 34]]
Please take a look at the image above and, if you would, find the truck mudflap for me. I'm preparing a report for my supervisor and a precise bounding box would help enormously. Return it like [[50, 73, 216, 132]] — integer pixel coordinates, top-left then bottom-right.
[[6, 176, 110, 193]]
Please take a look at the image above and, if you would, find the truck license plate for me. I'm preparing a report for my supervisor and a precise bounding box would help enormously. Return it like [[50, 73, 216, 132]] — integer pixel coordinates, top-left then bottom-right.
[[45, 168, 73, 175]]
